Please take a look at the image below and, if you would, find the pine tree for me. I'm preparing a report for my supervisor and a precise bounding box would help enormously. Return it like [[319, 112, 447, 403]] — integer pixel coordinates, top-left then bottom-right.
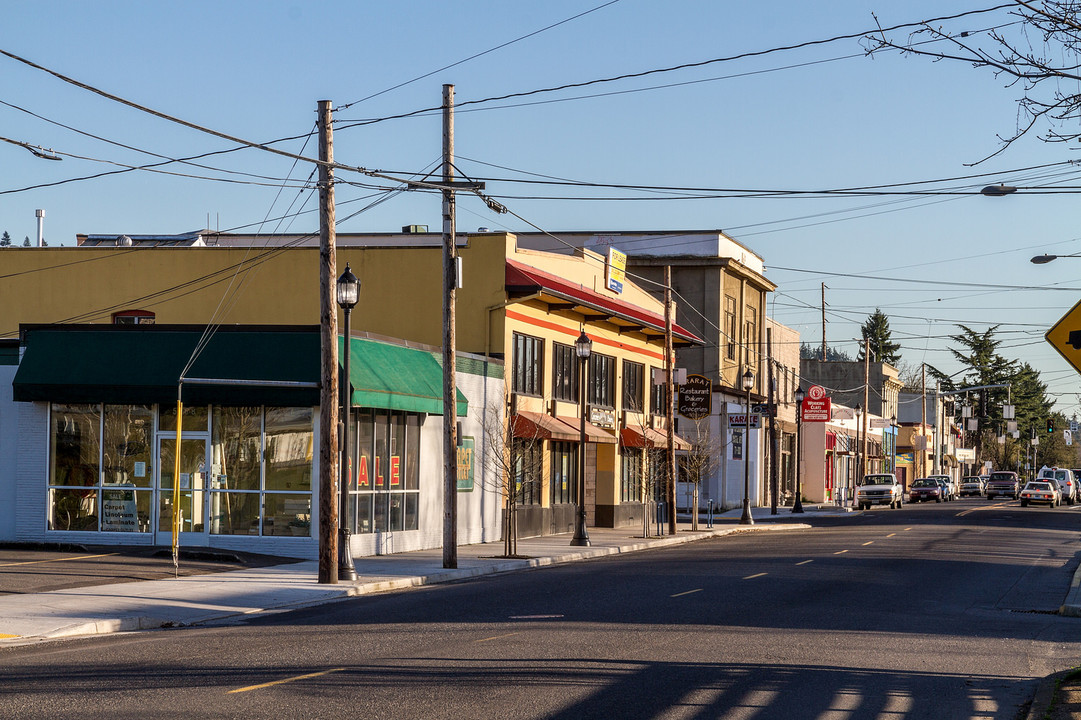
[[858, 309, 902, 366], [799, 343, 851, 361], [0, 231, 10, 247], [22, 236, 30, 247]]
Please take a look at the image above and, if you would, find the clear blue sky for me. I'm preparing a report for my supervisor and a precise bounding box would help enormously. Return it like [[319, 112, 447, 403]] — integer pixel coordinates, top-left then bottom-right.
[[3, 1, 1081, 418]]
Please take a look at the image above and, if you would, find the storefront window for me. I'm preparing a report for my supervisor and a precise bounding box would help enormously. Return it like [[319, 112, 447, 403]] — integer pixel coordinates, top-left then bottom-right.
[[159, 404, 209, 432], [551, 441, 576, 505], [209, 407, 263, 535], [265, 407, 313, 492], [102, 405, 153, 532], [620, 448, 643, 503], [49, 404, 101, 531], [350, 409, 422, 534]]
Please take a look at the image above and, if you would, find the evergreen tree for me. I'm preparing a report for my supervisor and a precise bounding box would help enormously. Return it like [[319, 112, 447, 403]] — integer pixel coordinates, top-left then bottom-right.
[[22, 236, 30, 247], [0, 231, 10, 247], [799, 343, 852, 361], [858, 309, 902, 366]]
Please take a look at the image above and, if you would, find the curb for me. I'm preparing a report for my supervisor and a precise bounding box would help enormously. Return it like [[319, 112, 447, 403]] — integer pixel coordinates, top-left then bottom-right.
[[3, 523, 813, 645]]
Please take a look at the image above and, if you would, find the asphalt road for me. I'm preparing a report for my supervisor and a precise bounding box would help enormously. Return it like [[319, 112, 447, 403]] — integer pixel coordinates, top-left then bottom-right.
[[2, 498, 1080, 719]]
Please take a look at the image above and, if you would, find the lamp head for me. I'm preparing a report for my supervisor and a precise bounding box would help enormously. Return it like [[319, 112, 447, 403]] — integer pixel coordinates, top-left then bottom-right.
[[741, 368, 754, 391], [1030, 254, 1057, 264], [575, 330, 592, 359], [795, 386, 805, 404], [336, 263, 360, 309]]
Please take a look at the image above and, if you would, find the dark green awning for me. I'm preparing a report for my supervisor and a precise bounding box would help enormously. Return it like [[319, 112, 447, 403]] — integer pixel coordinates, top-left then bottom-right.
[[13, 326, 468, 417], [339, 336, 468, 417], [13, 327, 321, 406]]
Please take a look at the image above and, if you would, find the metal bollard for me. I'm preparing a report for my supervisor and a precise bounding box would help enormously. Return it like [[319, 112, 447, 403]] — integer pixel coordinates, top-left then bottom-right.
[[707, 498, 714, 528], [656, 501, 666, 536]]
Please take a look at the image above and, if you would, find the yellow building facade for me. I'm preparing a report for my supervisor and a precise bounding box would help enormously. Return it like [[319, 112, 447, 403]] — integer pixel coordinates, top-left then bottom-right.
[[2, 231, 699, 537]]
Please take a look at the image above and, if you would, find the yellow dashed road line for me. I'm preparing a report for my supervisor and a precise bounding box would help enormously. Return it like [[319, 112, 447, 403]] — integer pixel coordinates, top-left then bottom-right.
[[834, 550, 848, 555], [477, 632, 520, 643], [743, 573, 767, 580], [795, 559, 814, 565], [671, 588, 703, 597], [228, 668, 344, 694]]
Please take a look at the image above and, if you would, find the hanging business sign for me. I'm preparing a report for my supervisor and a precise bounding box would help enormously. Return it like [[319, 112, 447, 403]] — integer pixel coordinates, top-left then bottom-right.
[[605, 247, 627, 294], [800, 385, 831, 422], [728, 413, 761, 428], [678, 374, 712, 419]]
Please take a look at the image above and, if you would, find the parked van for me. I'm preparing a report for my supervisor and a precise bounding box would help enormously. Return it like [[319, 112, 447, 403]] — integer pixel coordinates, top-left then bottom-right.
[[1037, 467, 1076, 505]]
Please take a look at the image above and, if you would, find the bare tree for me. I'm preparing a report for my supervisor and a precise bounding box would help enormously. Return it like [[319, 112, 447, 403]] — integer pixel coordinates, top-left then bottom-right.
[[479, 385, 545, 558], [678, 414, 724, 530], [866, 2, 1081, 160]]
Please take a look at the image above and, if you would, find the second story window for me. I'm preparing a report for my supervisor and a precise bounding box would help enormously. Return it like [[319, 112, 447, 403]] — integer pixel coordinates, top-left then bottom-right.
[[551, 342, 578, 402], [588, 352, 616, 409], [512, 332, 543, 396], [724, 295, 737, 360], [744, 305, 757, 369], [622, 360, 644, 412]]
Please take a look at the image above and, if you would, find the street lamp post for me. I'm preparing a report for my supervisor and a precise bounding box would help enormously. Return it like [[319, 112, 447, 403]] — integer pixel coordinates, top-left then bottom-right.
[[335, 263, 359, 582], [571, 330, 592, 546], [793, 386, 805, 514], [740, 368, 755, 525]]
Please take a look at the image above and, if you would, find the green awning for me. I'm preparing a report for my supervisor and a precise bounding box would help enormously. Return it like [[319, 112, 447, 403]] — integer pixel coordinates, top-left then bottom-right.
[[13, 326, 321, 406], [339, 335, 468, 417], [13, 326, 468, 417]]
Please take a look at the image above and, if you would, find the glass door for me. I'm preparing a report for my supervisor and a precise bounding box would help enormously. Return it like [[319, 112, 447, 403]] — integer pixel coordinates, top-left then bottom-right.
[[155, 434, 209, 543]]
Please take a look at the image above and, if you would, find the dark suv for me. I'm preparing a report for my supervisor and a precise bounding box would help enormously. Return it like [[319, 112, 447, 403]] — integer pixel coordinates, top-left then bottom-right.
[[985, 471, 1020, 500]]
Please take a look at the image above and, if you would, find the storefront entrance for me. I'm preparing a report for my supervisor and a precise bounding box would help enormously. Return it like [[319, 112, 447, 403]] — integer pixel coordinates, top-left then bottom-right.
[[155, 433, 209, 544]]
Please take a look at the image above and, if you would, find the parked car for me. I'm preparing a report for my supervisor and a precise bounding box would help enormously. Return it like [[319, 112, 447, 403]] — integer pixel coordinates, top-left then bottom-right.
[[909, 478, 944, 503], [959, 476, 985, 497], [1037, 467, 1076, 505], [985, 471, 1020, 500], [928, 474, 958, 500], [1020, 480, 1060, 507], [855, 473, 904, 510]]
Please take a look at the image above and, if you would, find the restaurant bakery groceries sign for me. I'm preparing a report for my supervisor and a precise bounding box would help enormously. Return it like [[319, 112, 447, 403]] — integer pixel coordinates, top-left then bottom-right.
[[800, 385, 831, 422]]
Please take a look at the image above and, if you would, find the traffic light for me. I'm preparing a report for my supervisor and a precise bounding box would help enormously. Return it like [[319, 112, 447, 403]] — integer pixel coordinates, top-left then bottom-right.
[[1047, 418, 1055, 434]]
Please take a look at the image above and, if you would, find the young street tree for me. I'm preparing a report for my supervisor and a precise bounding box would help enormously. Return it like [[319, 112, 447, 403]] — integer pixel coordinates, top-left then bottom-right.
[[867, 2, 1081, 158], [858, 308, 902, 366]]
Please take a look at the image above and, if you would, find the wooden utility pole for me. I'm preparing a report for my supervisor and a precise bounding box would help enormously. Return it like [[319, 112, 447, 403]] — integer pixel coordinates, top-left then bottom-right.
[[317, 100, 339, 584], [862, 337, 870, 476], [821, 283, 827, 361], [767, 327, 778, 514], [442, 84, 458, 569], [665, 266, 677, 535]]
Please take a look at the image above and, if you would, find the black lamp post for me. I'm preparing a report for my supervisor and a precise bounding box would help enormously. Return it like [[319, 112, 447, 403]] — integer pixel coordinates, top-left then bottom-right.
[[793, 386, 805, 514], [571, 330, 592, 546], [336, 263, 359, 581], [740, 367, 755, 525]]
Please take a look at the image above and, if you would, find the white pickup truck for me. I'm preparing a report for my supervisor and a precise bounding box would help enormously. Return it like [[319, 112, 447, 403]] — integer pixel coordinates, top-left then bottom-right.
[[855, 473, 904, 510]]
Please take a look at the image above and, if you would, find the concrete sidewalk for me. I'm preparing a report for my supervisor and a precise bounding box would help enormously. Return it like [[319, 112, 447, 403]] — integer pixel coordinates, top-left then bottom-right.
[[0, 505, 832, 645]]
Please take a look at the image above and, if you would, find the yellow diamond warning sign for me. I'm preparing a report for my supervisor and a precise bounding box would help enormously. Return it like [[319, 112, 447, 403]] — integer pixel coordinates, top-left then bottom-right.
[[1046, 297, 1081, 376]]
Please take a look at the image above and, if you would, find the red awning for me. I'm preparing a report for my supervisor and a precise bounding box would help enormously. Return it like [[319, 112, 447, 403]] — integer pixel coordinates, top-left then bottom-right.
[[620, 425, 691, 451], [512, 412, 617, 444], [511, 412, 579, 442], [556, 416, 617, 444], [506, 259, 703, 345]]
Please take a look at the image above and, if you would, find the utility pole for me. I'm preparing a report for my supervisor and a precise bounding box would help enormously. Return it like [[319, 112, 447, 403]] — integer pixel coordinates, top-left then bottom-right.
[[767, 327, 778, 514], [317, 100, 340, 584], [821, 283, 827, 361], [862, 337, 869, 476], [442, 84, 458, 570], [665, 266, 677, 535]]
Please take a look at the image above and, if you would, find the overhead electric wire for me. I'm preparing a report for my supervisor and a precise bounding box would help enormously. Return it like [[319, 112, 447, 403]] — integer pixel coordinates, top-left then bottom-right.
[[334, 4, 1015, 131], [337, 0, 624, 110]]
